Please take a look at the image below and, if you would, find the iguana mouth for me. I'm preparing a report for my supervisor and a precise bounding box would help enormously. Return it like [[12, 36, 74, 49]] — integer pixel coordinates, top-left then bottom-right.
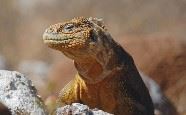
[[43, 32, 86, 49]]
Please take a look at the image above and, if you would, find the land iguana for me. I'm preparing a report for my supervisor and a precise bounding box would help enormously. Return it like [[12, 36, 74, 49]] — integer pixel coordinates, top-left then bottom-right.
[[43, 17, 154, 115]]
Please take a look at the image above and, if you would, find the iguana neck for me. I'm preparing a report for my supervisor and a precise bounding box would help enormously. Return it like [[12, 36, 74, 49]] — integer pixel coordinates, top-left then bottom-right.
[[74, 58, 103, 82], [73, 41, 130, 84], [74, 59, 114, 84]]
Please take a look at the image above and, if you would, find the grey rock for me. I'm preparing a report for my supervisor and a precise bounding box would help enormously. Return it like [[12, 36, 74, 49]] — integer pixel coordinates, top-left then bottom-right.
[[56, 103, 113, 115], [0, 70, 48, 115]]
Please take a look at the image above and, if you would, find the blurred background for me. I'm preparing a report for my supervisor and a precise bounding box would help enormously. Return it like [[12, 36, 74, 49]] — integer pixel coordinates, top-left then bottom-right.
[[0, 0, 185, 114]]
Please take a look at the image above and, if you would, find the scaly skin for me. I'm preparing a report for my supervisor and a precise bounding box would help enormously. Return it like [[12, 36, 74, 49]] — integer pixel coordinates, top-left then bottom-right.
[[43, 17, 154, 115]]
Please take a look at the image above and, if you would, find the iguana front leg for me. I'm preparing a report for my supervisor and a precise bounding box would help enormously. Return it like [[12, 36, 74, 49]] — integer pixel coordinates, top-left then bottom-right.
[[57, 80, 80, 107]]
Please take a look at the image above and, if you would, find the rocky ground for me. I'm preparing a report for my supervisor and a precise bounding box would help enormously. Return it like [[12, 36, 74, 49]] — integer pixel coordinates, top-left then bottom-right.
[[0, 70, 47, 115]]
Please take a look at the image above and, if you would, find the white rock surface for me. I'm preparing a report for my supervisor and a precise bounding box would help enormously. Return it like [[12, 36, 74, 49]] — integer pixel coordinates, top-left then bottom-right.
[[56, 103, 113, 115], [0, 70, 47, 115]]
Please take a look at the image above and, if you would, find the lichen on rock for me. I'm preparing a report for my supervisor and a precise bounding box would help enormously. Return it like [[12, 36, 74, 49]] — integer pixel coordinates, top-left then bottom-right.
[[0, 70, 47, 115], [56, 103, 113, 115]]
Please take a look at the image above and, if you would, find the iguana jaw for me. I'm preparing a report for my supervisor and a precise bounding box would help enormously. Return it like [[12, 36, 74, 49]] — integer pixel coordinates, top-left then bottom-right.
[[43, 31, 87, 50]]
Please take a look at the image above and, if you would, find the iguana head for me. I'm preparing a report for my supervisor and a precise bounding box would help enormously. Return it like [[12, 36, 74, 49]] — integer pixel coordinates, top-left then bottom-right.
[[43, 17, 109, 60]]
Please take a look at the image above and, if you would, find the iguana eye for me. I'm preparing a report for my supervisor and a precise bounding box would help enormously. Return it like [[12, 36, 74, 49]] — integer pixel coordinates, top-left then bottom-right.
[[63, 23, 75, 32]]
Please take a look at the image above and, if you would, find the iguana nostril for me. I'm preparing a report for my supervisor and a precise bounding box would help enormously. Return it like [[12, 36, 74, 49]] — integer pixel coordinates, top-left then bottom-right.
[[57, 28, 62, 33]]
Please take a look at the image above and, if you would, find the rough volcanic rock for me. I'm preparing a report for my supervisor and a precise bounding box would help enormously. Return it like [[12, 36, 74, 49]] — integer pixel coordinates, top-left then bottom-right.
[[56, 103, 113, 115], [0, 70, 47, 115]]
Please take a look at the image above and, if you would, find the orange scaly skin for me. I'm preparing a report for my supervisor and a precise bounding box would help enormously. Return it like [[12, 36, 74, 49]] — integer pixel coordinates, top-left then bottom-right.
[[43, 17, 154, 115]]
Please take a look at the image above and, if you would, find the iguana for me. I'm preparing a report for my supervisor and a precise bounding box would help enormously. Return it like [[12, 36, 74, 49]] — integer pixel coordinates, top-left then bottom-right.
[[43, 17, 154, 115]]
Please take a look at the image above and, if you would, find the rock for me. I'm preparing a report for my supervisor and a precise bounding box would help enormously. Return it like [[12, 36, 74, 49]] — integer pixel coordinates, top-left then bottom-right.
[[140, 72, 178, 115], [0, 70, 48, 115], [56, 103, 113, 115]]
